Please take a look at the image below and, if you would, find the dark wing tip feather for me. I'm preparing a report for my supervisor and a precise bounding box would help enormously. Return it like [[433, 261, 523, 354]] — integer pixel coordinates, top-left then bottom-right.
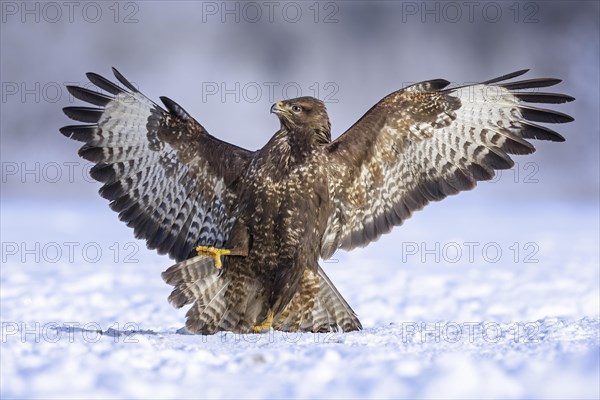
[[160, 96, 191, 121], [66, 86, 112, 106], [119, 203, 143, 225], [112, 67, 139, 93], [498, 131, 537, 155], [98, 181, 124, 200], [502, 78, 562, 91], [519, 121, 566, 142], [515, 92, 575, 104], [86, 72, 124, 95], [89, 163, 116, 183], [78, 144, 104, 162], [59, 125, 98, 142], [467, 164, 495, 181], [58, 125, 74, 138], [482, 148, 515, 170], [483, 69, 530, 85], [63, 106, 103, 123], [109, 196, 134, 213], [519, 106, 574, 124]]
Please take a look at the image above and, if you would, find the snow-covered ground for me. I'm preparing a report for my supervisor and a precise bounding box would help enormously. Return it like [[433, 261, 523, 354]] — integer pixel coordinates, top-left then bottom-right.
[[1, 196, 599, 399]]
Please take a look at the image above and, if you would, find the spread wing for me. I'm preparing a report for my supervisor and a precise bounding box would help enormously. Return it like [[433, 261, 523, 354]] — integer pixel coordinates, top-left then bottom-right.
[[321, 70, 574, 258], [61, 68, 254, 262]]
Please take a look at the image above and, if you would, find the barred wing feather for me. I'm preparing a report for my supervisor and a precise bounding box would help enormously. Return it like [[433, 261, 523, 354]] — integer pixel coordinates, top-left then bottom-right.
[[61, 68, 254, 262], [322, 70, 574, 258]]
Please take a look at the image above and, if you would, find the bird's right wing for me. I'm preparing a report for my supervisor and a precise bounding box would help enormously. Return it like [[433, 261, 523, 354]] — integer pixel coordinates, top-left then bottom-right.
[[61, 68, 255, 262]]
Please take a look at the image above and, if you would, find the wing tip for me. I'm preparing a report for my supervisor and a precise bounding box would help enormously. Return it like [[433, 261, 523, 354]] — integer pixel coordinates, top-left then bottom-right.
[[58, 125, 73, 139], [62, 106, 103, 123], [58, 125, 69, 134], [483, 69, 530, 85], [85, 71, 124, 95], [555, 135, 567, 142], [160, 96, 191, 121], [520, 106, 574, 124], [112, 67, 139, 92]]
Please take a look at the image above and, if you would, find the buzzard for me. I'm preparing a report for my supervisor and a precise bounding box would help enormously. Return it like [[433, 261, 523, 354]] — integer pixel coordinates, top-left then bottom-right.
[[61, 68, 574, 334]]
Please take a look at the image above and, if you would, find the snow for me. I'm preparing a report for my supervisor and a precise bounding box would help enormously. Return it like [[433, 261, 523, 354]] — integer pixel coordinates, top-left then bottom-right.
[[1, 198, 599, 399]]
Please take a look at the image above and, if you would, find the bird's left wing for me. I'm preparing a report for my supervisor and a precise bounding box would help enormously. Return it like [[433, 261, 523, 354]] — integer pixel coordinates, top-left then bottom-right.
[[61, 68, 254, 262], [321, 70, 574, 258]]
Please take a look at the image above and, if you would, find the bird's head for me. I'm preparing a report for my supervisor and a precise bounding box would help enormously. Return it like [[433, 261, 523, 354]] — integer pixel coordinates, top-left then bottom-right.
[[271, 97, 331, 143]]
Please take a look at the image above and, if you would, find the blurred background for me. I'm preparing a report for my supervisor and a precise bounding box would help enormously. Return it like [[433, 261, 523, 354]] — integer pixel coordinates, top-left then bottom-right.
[[1, 0, 597, 203]]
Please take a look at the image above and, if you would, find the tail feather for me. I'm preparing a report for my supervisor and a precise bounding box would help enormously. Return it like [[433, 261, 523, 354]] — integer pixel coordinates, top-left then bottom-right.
[[163, 257, 362, 334], [161, 255, 215, 287], [162, 256, 264, 334], [274, 266, 362, 332], [167, 272, 220, 308], [304, 295, 338, 332], [161, 256, 222, 308], [314, 266, 362, 332], [162, 255, 232, 334], [308, 296, 332, 331], [185, 281, 231, 333], [273, 269, 320, 332]]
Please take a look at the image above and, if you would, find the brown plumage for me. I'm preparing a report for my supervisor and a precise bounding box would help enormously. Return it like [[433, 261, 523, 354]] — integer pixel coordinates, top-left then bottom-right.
[[61, 68, 573, 334]]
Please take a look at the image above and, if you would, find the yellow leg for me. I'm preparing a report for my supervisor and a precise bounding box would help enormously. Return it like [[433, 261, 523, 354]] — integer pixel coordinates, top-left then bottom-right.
[[253, 310, 274, 333], [196, 246, 231, 269]]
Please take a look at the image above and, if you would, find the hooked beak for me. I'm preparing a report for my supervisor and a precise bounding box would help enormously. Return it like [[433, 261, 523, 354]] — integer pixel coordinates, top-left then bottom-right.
[[270, 101, 286, 115]]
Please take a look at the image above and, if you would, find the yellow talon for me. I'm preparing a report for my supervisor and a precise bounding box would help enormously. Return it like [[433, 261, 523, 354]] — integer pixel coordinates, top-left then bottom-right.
[[253, 310, 274, 333], [195, 246, 231, 269]]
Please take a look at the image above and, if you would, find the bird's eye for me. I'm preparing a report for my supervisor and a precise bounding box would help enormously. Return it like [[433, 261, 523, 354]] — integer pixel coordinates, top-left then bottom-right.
[[291, 105, 302, 113]]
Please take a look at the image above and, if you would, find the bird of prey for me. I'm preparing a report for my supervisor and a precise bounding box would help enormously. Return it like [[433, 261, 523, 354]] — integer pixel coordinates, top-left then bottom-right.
[[61, 68, 574, 334]]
